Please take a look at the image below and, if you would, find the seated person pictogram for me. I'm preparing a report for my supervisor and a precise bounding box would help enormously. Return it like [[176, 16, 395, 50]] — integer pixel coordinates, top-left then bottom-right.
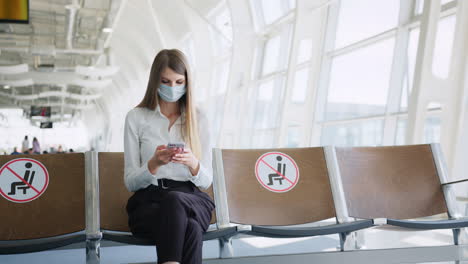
[[8, 162, 35, 195]]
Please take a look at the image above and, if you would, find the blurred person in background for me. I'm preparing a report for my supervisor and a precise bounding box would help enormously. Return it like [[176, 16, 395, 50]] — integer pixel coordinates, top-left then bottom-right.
[[24, 148, 33, 155], [32, 137, 41, 154], [57, 145, 65, 154], [21, 135, 29, 153], [10, 147, 21, 155]]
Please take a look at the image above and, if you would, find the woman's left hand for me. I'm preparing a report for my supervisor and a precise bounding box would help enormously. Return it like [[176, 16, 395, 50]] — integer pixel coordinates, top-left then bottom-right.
[[171, 148, 200, 174]]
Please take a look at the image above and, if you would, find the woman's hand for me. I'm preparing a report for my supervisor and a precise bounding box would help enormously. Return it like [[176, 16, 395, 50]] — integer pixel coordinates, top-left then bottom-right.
[[148, 145, 177, 174], [171, 148, 200, 176]]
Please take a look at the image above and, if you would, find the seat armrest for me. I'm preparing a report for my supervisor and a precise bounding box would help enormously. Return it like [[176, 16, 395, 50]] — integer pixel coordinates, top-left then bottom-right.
[[0, 231, 86, 254], [249, 219, 373, 238], [387, 218, 468, 230]]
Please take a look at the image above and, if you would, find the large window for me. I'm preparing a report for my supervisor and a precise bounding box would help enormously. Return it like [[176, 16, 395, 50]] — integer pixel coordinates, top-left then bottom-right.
[[400, 27, 420, 112], [326, 37, 395, 120], [250, 0, 295, 28], [212, 58, 231, 140], [424, 115, 441, 143], [291, 67, 309, 103], [297, 38, 313, 64], [247, 1, 295, 148], [334, 0, 399, 48], [394, 117, 407, 145], [202, 2, 233, 146], [432, 14, 456, 78], [286, 125, 300, 147], [254, 77, 285, 130], [261, 26, 293, 76], [321, 119, 384, 146], [318, 0, 456, 147]]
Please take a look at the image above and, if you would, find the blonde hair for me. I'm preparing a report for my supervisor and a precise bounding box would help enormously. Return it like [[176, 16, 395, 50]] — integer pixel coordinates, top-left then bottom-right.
[[137, 49, 202, 159]]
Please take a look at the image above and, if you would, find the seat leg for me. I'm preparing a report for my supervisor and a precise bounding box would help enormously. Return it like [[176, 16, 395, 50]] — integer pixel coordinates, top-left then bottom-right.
[[340, 231, 365, 251], [339, 232, 349, 251], [219, 236, 234, 258], [86, 233, 102, 264], [453, 228, 460, 245], [452, 227, 468, 246]]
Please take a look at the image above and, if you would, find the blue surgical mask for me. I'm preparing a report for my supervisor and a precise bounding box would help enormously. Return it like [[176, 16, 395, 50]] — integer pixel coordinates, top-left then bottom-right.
[[158, 83, 187, 102]]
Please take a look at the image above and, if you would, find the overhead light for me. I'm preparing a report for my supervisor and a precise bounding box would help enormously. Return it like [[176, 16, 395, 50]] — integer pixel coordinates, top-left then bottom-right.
[[31, 45, 56, 56], [102, 27, 113, 33], [0, 64, 29, 75], [4, 85, 10, 89], [0, 79, 34, 87], [72, 78, 112, 89], [65, 2, 80, 10], [75, 65, 119, 78]]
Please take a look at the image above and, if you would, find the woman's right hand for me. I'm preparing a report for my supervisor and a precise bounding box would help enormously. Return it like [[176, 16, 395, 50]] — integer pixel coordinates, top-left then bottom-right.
[[148, 145, 176, 174]]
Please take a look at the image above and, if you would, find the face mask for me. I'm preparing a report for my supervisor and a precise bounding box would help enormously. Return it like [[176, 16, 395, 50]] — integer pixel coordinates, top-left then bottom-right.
[[158, 83, 187, 102]]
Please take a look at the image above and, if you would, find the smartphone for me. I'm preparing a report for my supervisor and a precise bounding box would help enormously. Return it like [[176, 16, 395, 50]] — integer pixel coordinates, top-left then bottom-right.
[[167, 142, 185, 152]]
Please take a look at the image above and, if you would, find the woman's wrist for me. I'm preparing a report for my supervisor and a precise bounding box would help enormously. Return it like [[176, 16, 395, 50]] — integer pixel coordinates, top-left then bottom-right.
[[148, 158, 160, 175], [189, 160, 200, 176]]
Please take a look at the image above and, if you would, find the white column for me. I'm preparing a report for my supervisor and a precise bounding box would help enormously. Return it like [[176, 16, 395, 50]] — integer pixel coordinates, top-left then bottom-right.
[[406, 0, 441, 144]]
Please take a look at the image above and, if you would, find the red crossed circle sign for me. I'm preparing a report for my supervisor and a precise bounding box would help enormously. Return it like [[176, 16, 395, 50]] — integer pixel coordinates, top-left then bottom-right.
[[0, 158, 49, 203], [255, 152, 300, 193]]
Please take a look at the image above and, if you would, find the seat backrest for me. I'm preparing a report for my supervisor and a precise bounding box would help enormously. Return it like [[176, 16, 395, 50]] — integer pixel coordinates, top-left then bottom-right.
[[98, 152, 216, 232], [334, 144, 447, 219], [217, 147, 335, 226], [98, 152, 132, 232], [0, 154, 85, 240]]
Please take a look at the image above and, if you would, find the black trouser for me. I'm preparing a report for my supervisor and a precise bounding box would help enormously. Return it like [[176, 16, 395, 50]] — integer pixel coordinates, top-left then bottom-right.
[[126, 181, 215, 264]]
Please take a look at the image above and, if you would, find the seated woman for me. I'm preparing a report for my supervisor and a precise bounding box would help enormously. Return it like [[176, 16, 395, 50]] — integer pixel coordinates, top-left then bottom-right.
[[124, 49, 215, 264]]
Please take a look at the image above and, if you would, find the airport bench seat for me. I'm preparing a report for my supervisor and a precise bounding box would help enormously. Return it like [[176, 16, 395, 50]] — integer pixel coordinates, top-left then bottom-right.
[[2, 143, 465, 263], [95, 152, 237, 259], [0, 153, 86, 254], [333, 144, 468, 245], [212, 147, 374, 250]]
